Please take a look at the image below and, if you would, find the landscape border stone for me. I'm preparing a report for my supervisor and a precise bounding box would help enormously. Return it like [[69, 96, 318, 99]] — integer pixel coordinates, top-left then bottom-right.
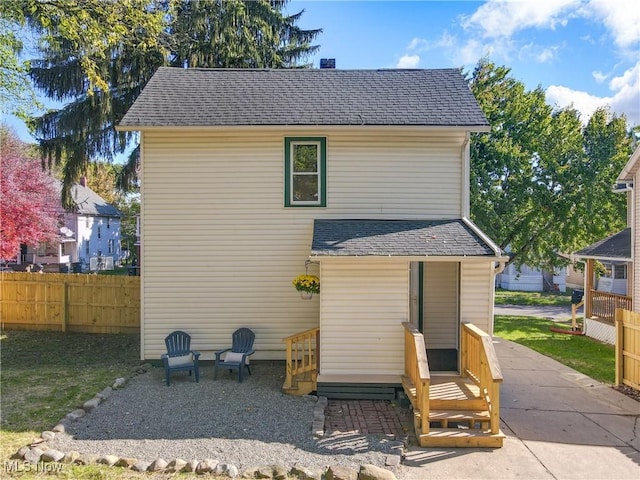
[[11, 364, 399, 480]]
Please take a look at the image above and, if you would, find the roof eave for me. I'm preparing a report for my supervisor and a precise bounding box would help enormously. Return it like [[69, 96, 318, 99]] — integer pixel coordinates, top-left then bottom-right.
[[116, 124, 491, 133], [308, 254, 502, 262], [617, 145, 640, 182], [572, 254, 632, 263]]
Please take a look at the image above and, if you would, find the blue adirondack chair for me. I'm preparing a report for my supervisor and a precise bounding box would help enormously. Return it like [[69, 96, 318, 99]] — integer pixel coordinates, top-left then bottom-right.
[[214, 328, 255, 382], [161, 331, 200, 386]]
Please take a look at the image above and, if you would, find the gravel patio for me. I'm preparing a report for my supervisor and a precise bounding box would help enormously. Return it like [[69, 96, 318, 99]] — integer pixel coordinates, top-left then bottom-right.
[[47, 361, 409, 474]]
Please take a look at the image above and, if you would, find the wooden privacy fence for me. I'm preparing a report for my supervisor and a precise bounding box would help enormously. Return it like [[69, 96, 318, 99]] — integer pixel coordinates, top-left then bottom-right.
[[615, 308, 640, 391], [1, 272, 140, 333]]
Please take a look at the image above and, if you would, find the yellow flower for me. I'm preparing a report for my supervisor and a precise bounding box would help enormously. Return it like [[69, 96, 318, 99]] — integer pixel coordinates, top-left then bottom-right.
[[292, 274, 320, 294]]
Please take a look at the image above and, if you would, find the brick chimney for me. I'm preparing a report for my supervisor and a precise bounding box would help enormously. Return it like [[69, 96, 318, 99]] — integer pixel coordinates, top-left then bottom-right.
[[80, 176, 87, 187]]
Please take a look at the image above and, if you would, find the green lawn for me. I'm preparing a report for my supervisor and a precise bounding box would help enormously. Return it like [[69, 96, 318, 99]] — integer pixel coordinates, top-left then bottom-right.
[[495, 288, 572, 306], [494, 315, 615, 384], [0, 330, 236, 479]]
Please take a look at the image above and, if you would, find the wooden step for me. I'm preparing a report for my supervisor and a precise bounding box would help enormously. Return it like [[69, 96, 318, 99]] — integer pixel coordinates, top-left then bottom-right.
[[417, 428, 505, 448], [427, 409, 491, 428], [282, 371, 317, 396], [429, 376, 486, 410]]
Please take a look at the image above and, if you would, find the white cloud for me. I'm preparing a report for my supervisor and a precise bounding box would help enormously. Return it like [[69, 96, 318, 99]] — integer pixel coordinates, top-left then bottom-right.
[[587, 0, 640, 49], [519, 43, 561, 63], [407, 37, 428, 51], [396, 54, 420, 68], [546, 61, 640, 126], [462, 0, 580, 39], [592, 71, 607, 83]]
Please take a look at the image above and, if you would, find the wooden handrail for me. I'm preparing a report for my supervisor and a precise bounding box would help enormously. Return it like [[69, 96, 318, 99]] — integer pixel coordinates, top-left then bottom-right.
[[402, 322, 430, 435], [590, 290, 632, 323], [282, 327, 319, 390], [461, 322, 502, 434]]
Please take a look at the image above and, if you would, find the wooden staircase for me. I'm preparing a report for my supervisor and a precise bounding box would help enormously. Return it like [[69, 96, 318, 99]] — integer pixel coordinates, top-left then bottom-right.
[[282, 328, 319, 396], [402, 322, 505, 448]]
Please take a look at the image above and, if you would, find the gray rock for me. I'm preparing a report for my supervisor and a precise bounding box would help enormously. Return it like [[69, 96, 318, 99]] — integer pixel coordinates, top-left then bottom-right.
[[76, 453, 99, 465], [166, 458, 187, 472], [149, 458, 168, 471], [358, 464, 397, 480], [66, 409, 85, 421], [226, 464, 240, 478], [132, 460, 151, 472], [41, 449, 65, 463], [215, 462, 238, 476], [98, 455, 119, 466], [62, 451, 81, 464], [256, 466, 274, 478], [198, 458, 219, 474], [83, 397, 101, 412], [24, 447, 43, 464], [385, 455, 401, 467], [96, 387, 113, 400], [326, 465, 358, 480], [112, 377, 126, 389], [184, 459, 200, 472], [115, 457, 138, 468], [317, 396, 328, 407], [41, 431, 55, 441], [52, 424, 65, 433], [290, 466, 323, 480], [11, 447, 29, 459]]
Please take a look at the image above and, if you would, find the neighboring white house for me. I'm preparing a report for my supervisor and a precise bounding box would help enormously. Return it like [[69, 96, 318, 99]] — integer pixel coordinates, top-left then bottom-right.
[[573, 144, 638, 343], [497, 262, 567, 292], [23, 178, 122, 272], [118, 67, 508, 391]]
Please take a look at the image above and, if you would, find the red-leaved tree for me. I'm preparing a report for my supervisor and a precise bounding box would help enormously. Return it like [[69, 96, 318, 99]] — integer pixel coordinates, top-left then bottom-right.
[[0, 127, 62, 262]]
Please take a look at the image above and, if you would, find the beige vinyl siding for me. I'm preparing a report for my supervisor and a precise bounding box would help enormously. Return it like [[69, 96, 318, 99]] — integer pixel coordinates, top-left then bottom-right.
[[423, 262, 459, 349], [459, 262, 495, 335], [141, 129, 465, 360], [319, 260, 408, 376]]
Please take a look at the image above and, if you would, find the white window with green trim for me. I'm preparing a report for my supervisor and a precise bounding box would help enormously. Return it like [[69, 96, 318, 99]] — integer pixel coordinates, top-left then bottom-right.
[[284, 137, 326, 207]]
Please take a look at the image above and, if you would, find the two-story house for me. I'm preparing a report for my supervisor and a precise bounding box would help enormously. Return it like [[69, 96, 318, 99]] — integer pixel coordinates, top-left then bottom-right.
[[25, 178, 122, 272], [119, 65, 507, 384], [573, 145, 638, 344]]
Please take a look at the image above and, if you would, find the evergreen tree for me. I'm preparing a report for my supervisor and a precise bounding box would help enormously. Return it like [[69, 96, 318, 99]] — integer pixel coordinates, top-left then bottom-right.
[[5, 0, 320, 208]]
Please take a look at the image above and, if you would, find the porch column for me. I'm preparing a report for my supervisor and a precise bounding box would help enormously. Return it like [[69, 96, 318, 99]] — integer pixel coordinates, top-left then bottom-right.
[[585, 259, 594, 318]]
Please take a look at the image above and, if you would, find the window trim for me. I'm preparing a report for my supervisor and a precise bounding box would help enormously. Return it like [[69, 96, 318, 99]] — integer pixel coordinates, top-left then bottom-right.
[[284, 137, 326, 207]]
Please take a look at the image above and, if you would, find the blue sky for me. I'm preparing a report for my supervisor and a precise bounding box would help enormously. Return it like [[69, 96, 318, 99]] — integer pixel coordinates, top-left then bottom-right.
[[6, 0, 639, 146], [288, 0, 640, 126]]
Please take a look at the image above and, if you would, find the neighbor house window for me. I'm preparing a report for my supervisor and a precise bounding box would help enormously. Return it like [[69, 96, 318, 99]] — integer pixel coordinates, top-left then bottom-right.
[[108, 239, 114, 254], [614, 264, 627, 279], [97, 226, 101, 239], [284, 137, 326, 207], [107, 218, 110, 229]]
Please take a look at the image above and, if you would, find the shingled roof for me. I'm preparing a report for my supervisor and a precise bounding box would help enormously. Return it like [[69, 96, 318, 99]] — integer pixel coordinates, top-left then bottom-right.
[[68, 184, 121, 217], [574, 228, 631, 261], [119, 67, 490, 129], [310, 219, 500, 258]]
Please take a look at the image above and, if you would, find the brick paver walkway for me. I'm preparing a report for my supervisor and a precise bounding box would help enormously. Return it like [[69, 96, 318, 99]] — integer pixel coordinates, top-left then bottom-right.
[[324, 399, 413, 439]]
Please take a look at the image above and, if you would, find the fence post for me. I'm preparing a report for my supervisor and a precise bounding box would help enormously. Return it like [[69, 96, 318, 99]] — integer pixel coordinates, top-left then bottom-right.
[[614, 308, 622, 386], [61, 281, 68, 332]]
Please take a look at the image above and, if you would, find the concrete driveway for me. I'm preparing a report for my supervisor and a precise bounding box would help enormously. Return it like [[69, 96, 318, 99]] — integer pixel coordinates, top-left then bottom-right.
[[399, 339, 639, 480]]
